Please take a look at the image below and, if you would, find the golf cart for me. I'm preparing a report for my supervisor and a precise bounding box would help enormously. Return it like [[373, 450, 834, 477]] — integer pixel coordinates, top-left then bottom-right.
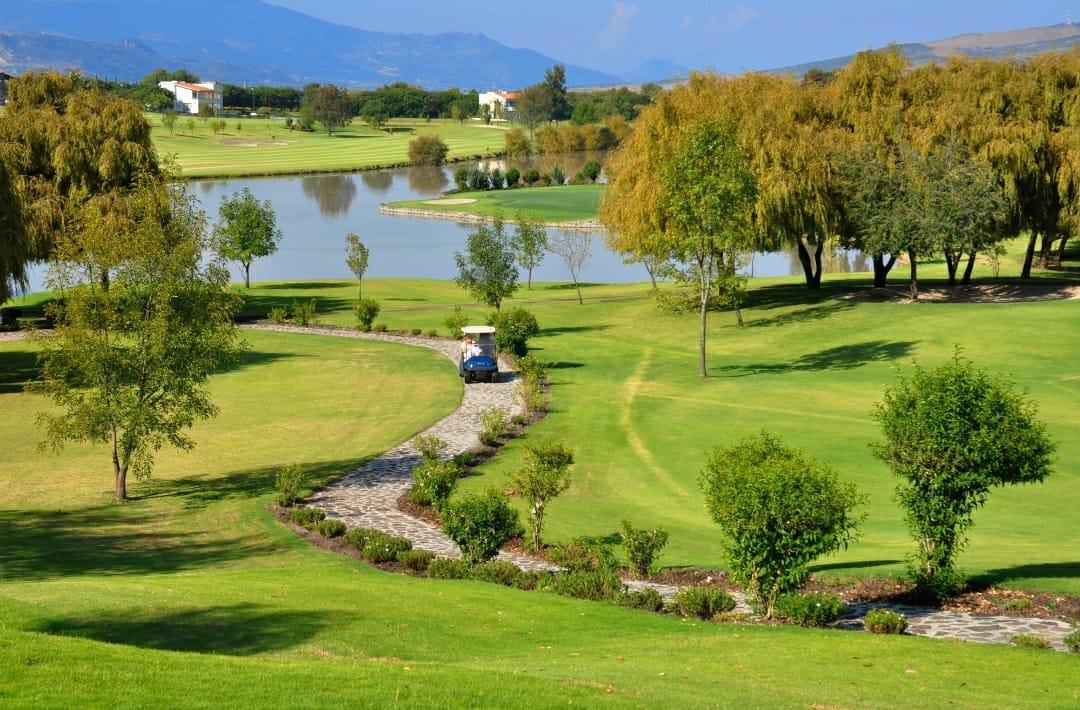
[[459, 325, 499, 383]]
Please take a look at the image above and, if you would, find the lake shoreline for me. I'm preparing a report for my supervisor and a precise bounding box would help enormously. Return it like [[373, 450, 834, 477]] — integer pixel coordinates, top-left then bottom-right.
[[377, 203, 605, 231]]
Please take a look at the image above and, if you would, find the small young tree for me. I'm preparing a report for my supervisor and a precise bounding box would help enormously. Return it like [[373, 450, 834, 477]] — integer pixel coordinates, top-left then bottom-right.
[[581, 160, 602, 183], [510, 211, 547, 288], [160, 109, 178, 133], [620, 521, 669, 578], [699, 432, 864, 618], [508, 440, 574, 550], [454, 213, 518, 310], [408, 134, 450, 166], [504, 127, 532, 157], [30, 181, 244, 501], [872, 353, 1054, 598], [547, 229, 591, 304], [212, 188, 283, 288], [344, 232, 370, 298]]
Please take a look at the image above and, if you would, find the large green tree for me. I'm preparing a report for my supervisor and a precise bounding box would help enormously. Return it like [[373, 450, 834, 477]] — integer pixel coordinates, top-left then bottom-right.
[[308, 85, 353, 135], [454, 213, 518, 310], [212, 188, 283, 288], [30, 181, 243, 501]]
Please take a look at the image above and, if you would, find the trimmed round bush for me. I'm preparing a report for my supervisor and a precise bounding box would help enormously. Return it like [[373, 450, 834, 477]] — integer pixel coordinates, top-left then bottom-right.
[[488, 307, 539, 357], [410, 459, 460, 509], [289, 506, 325, 530], [397, 549, 436, 572], [773, 592, 847, 627], [428, 557, 471, 579], [362, 532, 412, 564], [470, 560, 524, 587], [674, 586, 737, 620], [619, 587, 665, 612], [864, 608, 908, 634], [344, 526, 382, 550], [316, 519, 347, 538], [353, 298, 380, 332], [548, 570, 625, 601], [441, 488, 522, 563], [550, 538, 618, 573]]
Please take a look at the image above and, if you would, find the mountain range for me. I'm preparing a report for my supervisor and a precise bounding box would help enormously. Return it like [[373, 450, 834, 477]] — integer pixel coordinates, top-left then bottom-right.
[[0, 1, 1078, 90]]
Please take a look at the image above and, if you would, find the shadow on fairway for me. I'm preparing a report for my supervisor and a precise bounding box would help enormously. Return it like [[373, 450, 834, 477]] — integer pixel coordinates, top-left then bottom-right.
[[540, 324, 612, 336], [809, 559, 903, 573], [747, 300, 856, 329], [34, 603, 347, 655], [967, 561, 1080, 590], [0, 349, 38, 394], [717, 340, 918, 377], [255, 281, 354, 291], [217, 349, 298, 374], [239, 293, 353, 320]]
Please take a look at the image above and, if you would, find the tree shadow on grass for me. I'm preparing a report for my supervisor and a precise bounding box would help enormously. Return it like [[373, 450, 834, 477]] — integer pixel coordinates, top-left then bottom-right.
[[540, 324, 612, 336], [254, 282, 354, 290], [239, 294, 354, 321], [33, 603, 349, 655], [716, 340, 918, 377], [0, 349, 38, 394], [217, 348, 298, 375], [809, 559, 903, 573], [746, 300, 856, 329], [966, 562, 1080, 591]]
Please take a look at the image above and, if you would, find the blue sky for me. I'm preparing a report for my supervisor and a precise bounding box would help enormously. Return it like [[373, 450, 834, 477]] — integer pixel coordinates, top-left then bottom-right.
[[267, 0, 1078, 75]]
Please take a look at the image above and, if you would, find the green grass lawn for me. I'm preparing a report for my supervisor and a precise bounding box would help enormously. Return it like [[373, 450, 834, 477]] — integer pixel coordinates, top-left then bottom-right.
[[213, 241, 1080, 596], [2, 329, 1077, 707], [152, 116, 507, 178], [389, 184, 604, 223]]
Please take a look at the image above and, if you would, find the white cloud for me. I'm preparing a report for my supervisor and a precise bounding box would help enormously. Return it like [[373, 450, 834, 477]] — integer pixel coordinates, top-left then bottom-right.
[[599, 2, 639, 46], [703, 4, 760, 33]]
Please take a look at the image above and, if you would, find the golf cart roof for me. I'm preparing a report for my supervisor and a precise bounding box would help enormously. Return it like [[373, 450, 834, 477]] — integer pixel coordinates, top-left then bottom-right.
[[462, 325, 496, 335]]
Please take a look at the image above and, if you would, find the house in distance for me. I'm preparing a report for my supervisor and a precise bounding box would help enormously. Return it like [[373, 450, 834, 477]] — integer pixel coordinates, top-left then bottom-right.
[[158, 80, 223, 114], [478, 90, 519, 120]]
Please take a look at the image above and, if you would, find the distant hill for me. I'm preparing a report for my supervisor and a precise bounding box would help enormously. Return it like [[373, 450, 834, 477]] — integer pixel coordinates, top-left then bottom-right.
[[0, 0, 620, 89], [773, 23, 1080, 77]]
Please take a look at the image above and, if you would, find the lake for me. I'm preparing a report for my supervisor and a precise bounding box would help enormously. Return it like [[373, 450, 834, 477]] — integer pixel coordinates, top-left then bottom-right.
[[24, 153, 867, 291]]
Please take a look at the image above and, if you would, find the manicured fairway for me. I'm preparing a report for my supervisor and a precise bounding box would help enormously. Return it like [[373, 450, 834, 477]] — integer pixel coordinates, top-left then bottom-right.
[[389, 184, 604, 222], [152, 116, 507, 178], [1, 330, 1077, 708], [219, 242, 1080, 596]]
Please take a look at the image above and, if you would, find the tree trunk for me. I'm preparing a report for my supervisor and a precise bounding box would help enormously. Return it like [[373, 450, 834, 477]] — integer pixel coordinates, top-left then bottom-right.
[[1037, 233, 1055, 269], [111, 428, 127, 501], [728, 252, 744, 328], [1021, 232, 1038, 279], [243, 262, 251, 289], [698, 261, 711, 379], [527, 268, 533, 289], [872, 254, 896, 288], [908, 250, 919, 301], [944, 249, 959, 286], [358, 278, 363, 300], [1055, 237, 1069, 268], [574, 280, 583, 305], [796, 236, 824, 289], [643, 260, 657, 289], [961, 252, 977, 284]]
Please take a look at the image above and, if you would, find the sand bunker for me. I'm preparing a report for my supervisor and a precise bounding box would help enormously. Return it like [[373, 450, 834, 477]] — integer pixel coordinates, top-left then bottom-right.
[[423, 198, 477, 205]]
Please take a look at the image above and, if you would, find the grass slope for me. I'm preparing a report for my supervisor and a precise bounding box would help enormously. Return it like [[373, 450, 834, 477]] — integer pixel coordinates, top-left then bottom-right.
[[152, 116, 507, 178], [1, 330, 1077, 707], [389, 184, 604, 223]]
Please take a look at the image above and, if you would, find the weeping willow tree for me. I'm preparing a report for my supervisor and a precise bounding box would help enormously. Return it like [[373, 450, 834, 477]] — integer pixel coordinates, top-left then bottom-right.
[[0, 70, 158, 301]]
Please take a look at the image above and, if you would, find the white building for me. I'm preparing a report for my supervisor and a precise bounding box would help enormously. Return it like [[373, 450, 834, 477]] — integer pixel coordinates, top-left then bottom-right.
[[158, 80, 223, 115], [478, 90, 519, 119]]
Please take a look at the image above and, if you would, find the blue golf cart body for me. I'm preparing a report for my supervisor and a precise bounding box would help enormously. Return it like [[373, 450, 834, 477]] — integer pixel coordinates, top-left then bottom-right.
[[459, 326, 499, 383]]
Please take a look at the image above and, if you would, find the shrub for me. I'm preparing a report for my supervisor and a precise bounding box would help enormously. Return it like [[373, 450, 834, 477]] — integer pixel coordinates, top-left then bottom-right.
[[700, 431, 865, 618], [444, 306, 469, 339], [426, 328, 438, 337], [872, 354, 1055, 600], [489, 168, 504, 190], [510, 414, 526, 427], [414, 434, 448, 462], [451, 451, 475, 469], [274, 464, 305, 507], [478, 408, 509, 447], [428, 557, 471, 579], [372, 322, 388, 332], [316, 519, 347, 538], [515, 355, 548, 387], [408, 134, 449, 166], [549, 166, 566, 185], [864, 608, 908, 634], [1011, 634, 1052, 650], [362, 532, 412, 563], [504, 127, 531, 157], [505, 167, 521, 187], [523, 169, 541, 186], [773, 592, 847, 627], [1064, 628, 1080, 653], [619, 587, 665, 612], [454, 167, 468, 191], [674, 586, 737, 620], [268, 306, 288, 324], [441, 488, 522, 563], [470, 559, 524, 586], [620, 521, 669, 577], [550, 538, 617, 573], [290, 299, 318, 326], [514, 378, 548, 417], [353, 298, 380, 332], [344, 526, 382, 550], [397, 549, 436, 572], [410, 459, 460, 509], [581, 160, 602, 183], [488, 307, 539, 357], [410, 328, 422, 335], [289, 506, 325, 529], [549, 570, 625, 601], [508, 440, 574, 550]]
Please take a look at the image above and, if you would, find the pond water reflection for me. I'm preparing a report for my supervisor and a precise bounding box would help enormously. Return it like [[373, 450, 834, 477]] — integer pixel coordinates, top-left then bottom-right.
[[22, 153, 866, 292]]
